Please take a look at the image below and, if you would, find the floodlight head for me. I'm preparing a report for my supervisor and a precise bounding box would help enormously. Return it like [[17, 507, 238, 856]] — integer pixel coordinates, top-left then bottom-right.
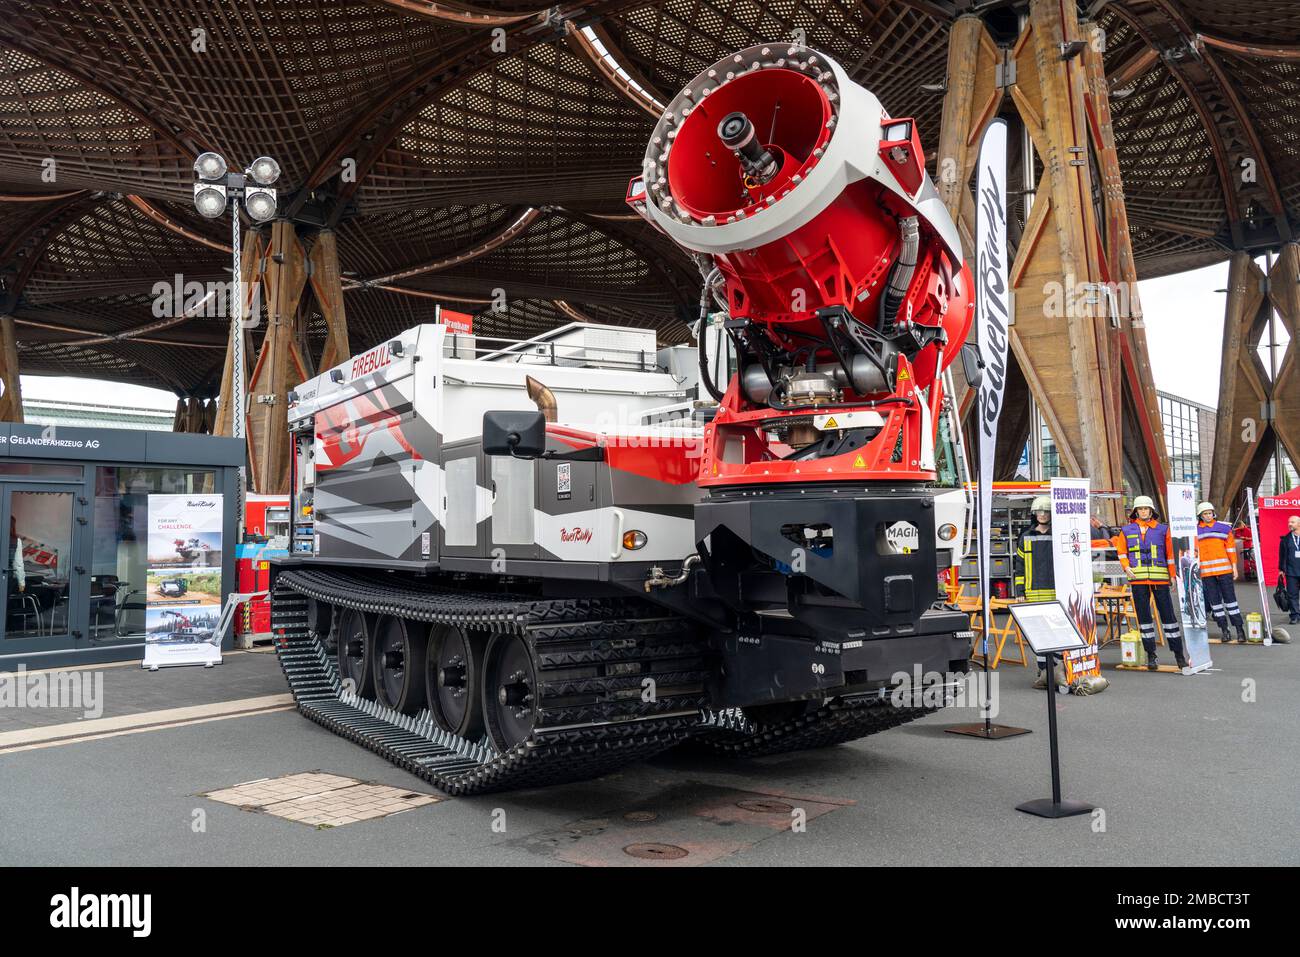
[[248, 155, 281, 186], [193, 182, 228, 218], [244, 186, 277, 222], [194, 151, 228, 181]]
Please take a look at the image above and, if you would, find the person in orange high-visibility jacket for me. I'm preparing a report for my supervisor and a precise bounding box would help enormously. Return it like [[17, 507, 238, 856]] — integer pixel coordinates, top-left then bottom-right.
[[1196, 502, 1246, 643], [1109, 495, 1188, 670]]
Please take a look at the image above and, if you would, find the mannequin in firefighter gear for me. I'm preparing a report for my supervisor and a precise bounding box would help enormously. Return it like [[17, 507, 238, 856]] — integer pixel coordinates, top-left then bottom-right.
[[1113, 496, 1189, 670], [1015, 496, 1063, 689], [1197, 503, 1246, 643]]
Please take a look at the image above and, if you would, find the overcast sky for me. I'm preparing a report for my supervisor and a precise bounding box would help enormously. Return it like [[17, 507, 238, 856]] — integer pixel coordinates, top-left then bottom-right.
[[18, 260, 1273, 414]]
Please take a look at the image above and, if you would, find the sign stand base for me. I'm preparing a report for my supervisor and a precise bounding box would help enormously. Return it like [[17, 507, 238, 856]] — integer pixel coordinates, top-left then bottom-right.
[[1016, 797, 1093, 818], [944, 722, 1030, 739], [1016, 650, 1092, 818]]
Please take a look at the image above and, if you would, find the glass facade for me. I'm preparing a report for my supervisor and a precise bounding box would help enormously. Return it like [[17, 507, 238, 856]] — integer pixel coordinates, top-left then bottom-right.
[[7, 489, 75, 639], [1259, 452, 1298, 496], [1158, 391, 1216, 496], [1040, 424, 1061, 478], [89, 467, 217, 641]]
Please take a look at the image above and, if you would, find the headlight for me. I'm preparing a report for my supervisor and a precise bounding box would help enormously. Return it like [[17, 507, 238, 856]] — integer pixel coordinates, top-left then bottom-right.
[[938, 523, 958, 541], [622, 530, 647, 550]]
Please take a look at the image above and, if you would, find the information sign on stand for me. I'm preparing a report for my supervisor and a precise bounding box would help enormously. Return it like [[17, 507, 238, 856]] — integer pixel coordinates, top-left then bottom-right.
[[1009, 602, 1094, 819]]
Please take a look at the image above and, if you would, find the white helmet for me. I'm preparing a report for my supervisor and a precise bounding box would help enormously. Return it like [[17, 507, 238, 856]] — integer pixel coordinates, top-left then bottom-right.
[[1030, 496, 1051, 513], [1197, 502, 1216, 518], [1132, 495, 1155, 510]]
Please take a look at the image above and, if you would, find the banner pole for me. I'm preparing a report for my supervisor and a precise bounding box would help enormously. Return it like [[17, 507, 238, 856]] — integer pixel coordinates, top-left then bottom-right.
[[944, 117, 1027, 739]]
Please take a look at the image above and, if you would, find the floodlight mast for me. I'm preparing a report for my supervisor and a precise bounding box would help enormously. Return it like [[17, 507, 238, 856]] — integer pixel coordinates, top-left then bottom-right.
[[191, 153, 280, 535]]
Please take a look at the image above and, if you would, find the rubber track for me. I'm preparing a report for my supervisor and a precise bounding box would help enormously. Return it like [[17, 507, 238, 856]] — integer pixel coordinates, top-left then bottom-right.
[[272, 569, 710, 796], [273, 568, 949, 791], [695, 695, 935, 758]]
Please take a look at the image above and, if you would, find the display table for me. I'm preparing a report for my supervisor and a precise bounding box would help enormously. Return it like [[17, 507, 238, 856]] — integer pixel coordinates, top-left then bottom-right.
[[1093, 584, 1134, 645], [961, 596, 1032, 668]]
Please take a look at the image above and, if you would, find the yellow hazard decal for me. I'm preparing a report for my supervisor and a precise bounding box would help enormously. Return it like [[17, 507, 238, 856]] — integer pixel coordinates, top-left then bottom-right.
[[898, 369, 910, 380], [853, 454, 867, 468], [824, 416, 838, 428]]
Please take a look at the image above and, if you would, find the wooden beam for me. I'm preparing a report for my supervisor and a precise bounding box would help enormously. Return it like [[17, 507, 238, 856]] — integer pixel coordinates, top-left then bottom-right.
[[935, 14, 997, 407], [1003, 0, 1118, 488], [0, 316, 24, 423], [246, 220, 308, 494], [1197, 33, 1300, 61], [936, 15, 996, 228], [564, 20, 666, 119], [1266, 244, 1300, 475], [1210, 252, 1268, 511], [309, 231, 352, 373], [1082, 23, 1170, 489]]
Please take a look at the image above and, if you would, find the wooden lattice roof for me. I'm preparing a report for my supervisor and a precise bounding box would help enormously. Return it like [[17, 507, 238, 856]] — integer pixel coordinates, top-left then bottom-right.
[[2, 0, 1297, 395]]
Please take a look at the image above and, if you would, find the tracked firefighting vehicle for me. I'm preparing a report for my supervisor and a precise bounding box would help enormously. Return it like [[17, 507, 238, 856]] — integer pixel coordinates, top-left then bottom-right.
[[272, 44, 977, 795]]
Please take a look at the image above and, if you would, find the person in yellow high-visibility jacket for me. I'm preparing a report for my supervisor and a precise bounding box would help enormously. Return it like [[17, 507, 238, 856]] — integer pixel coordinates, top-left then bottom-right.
[[1111, 495, 1189, 670]]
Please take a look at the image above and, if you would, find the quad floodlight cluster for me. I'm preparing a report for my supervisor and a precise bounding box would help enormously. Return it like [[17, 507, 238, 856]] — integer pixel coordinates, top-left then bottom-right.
[[192, 151, 280, 222]]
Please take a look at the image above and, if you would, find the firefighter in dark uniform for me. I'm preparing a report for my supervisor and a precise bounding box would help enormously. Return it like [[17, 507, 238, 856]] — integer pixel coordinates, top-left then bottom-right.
[[1115, 495, 1189, 670], [1014, 496, 1057, 688]]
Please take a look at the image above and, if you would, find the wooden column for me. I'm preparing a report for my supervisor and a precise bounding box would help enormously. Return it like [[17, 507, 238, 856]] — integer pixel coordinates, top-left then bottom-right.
[[0, 315, 24, 423], [1210, 252, 1270, 510], [936, 15, 1003, 259], [1211, 245, 1300, 509], [309, 230, 351, 373], [936, 15, 1003, 415], [246, 220, 309, 494], [214, 227, 264, 437], [1268, 244, 1300, 476], [1081, 22, 1170, 492], [1011, 0, 1116, 492]]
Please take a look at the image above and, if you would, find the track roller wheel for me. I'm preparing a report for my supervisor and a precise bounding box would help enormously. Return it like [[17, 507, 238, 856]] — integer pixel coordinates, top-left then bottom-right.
[[373, 615, 427, 714], [427, 624, 485, 740], [335, 608, 376, 699], [306, 598, 334, 652], [482, 633, 539, 752]]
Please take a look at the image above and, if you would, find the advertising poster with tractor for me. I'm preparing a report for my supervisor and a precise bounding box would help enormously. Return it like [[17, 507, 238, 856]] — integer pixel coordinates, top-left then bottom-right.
[[142, 494, 223, 669]]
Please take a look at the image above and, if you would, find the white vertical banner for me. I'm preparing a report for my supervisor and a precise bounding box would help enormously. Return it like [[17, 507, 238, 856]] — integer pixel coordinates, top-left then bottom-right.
[[974, 119, 1010, 654], [1050, 477, 1099, 682], [1168, 482, 1212, 672], [1244, 487, 1272, 641], [142, 493, 225, 670]]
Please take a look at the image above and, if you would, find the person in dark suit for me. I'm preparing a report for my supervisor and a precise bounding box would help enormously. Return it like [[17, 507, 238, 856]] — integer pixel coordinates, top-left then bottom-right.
[[1279, 515, 1300, 624]]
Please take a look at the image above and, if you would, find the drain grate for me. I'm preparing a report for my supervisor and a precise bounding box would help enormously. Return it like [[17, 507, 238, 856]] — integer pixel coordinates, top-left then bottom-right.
[[624, 842, 689, 861], [736, 799, 794, 814]]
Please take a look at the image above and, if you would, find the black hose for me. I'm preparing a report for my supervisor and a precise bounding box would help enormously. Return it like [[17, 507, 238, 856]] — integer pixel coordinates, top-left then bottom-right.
[[698, 307, 725, 401]]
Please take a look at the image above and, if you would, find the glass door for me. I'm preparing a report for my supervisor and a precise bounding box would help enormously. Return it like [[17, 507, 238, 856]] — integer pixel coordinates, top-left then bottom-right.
[[0, 483, 82, 654]]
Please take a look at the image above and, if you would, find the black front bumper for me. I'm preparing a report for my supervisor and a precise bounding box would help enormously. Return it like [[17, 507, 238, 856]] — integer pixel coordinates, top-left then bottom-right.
[[696, 485, 945, 637]]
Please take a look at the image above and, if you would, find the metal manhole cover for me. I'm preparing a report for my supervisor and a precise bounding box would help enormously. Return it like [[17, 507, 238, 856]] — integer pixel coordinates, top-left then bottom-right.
[[624, 842, 688, 860], [736, 799, 794, 814]]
